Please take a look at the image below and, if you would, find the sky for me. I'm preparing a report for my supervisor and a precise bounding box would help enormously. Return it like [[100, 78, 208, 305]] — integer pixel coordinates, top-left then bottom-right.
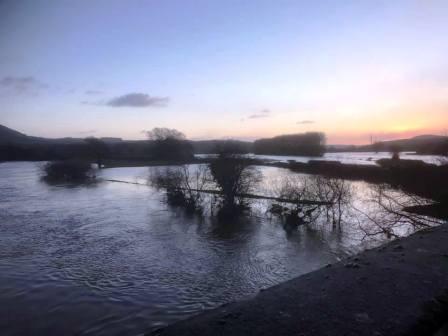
[[0, 0, 447, 144]]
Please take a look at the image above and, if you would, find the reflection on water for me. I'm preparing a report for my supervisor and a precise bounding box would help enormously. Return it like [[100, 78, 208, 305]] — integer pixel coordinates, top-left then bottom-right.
[[0, 162, 425, 335], [196, 151, 445, 166]]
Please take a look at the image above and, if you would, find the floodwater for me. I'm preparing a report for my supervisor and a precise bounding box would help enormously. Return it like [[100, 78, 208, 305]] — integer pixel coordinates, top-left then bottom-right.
[[0, 162, 430, 335], [196, 151, 445, 165]]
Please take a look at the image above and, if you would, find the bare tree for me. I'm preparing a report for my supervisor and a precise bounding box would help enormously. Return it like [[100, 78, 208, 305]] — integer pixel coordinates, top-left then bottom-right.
[[269, 174, 318, 224], [209, 154, 261, 215], [146, 127, 186, 141], [145, 127, 193, 161], [269, 174, 353, 227], [84, 137, 109, 168], [354, 184, 444, 239], [310, 175, 353, 228], [149, 164, 210, 214]]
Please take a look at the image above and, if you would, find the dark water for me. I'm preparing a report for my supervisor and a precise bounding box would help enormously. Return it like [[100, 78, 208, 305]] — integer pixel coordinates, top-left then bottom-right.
[[0, 162, 382, 335]]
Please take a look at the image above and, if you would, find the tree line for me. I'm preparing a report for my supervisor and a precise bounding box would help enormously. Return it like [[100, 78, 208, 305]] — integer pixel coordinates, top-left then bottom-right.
[[253, 132, 326, 157], [1, 129, 327, 162]]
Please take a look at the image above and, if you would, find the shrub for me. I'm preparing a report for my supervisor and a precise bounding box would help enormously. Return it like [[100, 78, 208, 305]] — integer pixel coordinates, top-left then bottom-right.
[[209, 154, 261, 215], [43, 160, 94, 182], [149, 165, 208, 214]]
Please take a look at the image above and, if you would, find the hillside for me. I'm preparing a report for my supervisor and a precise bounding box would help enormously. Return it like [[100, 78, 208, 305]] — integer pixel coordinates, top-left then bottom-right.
[[358, 135, 448, 154], [0, 124, 33, 144], [0, 124, 252, 153], [2, 124, 446, 155]]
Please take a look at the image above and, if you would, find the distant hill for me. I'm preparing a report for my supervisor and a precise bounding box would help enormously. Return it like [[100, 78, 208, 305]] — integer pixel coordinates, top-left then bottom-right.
[[0, 124, 252, 153], [1, 123, 446, 155], [0, 124, 82, 145], [358, 135, 448, 154], [0, 124, 127, 145], [0, 124, 35, 144]]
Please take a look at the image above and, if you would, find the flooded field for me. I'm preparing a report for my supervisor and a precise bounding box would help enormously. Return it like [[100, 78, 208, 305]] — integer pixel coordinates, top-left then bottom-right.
[[0, 162, 437, 335], [196, 152, 445, 166]]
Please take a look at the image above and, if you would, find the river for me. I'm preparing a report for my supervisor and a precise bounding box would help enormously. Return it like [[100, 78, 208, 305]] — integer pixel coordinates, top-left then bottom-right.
[[0, 161, 435, 335]]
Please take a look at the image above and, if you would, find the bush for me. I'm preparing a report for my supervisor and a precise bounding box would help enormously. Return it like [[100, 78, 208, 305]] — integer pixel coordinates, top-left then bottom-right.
[[43, 160, 94, 182], [209, 154, 261, 214], [149, 165, 208, 214]]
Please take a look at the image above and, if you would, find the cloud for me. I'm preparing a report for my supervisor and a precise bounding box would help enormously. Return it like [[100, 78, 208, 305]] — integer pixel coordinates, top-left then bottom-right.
[[248, 109, 271, 119], [297, 120, 315, 125], [106, 93, 169, 107], [85, 90, 103, 95], [0, 76, 48, 94]]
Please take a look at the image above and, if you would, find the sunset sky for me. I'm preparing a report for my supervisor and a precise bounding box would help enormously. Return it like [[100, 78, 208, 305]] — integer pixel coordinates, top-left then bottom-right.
[[1, 0, 447, 144]]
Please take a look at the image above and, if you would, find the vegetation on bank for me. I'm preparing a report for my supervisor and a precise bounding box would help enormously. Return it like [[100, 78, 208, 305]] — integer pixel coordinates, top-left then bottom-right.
[[253, 132, 326, 157]]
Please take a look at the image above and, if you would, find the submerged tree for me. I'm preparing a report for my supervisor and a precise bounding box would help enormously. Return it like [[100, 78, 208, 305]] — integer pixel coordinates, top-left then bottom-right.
[[149, 164, 209, 214], [269, 174, 352, 227], [269, 174, 318, 225], [209, 153, 261, 217], [310, 175, 353, 228], [354, 184, 444, 239]]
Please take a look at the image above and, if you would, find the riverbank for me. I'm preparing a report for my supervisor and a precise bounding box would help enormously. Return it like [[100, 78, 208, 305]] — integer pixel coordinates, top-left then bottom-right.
[[151, 224, 448, 336]]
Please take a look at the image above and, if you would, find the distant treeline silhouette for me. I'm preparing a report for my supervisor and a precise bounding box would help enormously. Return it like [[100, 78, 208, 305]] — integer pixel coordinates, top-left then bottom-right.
[[0, 127, 254, 163], [253, 132, 326, 157]]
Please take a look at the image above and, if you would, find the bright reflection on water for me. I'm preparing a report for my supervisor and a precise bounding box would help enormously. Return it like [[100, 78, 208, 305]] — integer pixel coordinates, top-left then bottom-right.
[[0, 162, 417, 335], [196, 152, 445, 165]]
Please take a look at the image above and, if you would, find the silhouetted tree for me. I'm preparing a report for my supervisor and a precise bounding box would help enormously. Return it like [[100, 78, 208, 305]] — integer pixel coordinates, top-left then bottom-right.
[[355, 184, 443, 239], [84, 137, 109, 168], [310, 175, 353, 228], [209, 152, 261, 216], [269, 174, 352, 227], [146, 127, 186, 141], [269, 174, 316, 225], [146, 127, 193, 161], [390, 145, 401, 161], [149, 165, 209, 214]]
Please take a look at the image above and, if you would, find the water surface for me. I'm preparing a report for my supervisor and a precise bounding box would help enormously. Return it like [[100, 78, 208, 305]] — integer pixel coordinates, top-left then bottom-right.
[[196, 151, 444, 166], [0, 162, 419, 335]]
